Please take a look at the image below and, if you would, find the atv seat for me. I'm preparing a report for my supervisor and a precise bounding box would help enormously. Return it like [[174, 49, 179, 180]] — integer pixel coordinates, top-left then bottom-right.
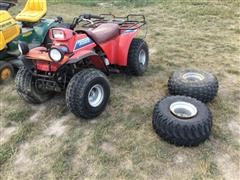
[[15, 0, 47, 23], [86, 23, 119, 44]]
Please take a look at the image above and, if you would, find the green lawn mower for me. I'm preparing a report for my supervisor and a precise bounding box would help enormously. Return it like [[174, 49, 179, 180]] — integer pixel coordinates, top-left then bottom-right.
[[0, 0, 66, 83]]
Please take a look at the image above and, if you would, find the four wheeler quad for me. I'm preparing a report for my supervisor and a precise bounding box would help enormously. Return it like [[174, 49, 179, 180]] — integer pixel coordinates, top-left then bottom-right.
[[0, 0, 65, 83], [16, 13, 149, 119]]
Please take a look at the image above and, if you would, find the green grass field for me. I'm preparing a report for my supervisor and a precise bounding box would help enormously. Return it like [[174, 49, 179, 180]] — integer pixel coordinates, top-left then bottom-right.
[[0, 0, 240, 179]]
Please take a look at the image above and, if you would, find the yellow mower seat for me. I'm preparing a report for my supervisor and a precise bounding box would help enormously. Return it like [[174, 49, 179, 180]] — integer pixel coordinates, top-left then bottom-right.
[[0, 11, 20, 51], [15, 0, 47, 23]]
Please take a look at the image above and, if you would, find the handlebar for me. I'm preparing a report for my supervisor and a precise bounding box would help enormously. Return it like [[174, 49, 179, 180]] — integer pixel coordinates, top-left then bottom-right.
[[70, 13, 104, 29]]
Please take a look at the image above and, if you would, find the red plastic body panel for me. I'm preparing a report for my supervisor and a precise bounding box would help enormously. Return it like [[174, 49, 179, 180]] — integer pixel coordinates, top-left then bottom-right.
[[36, 61, 60, 72], [50, 27, 138, 67], [50, 28, 97, 52], [100, 29, 138, 66], [50, 28, 74, 41], [25, 46, 70, 72], [25, 26, 140, 72], [26, 47, 51, 61]]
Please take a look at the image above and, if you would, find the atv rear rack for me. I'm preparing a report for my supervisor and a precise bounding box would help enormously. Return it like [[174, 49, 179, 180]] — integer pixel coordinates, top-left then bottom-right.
[[81, 14, 146, 30]]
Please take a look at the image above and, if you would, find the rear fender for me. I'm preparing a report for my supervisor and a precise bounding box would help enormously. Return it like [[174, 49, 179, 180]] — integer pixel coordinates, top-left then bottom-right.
[[101, 29, 138, 66], [117, 29, 139, 66]]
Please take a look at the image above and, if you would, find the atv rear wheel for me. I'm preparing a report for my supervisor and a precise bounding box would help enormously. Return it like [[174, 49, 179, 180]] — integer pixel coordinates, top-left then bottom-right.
[[168, 69, 219, 103], [127, 38, 149, 76], [0, 62, 14, 83], [16, 67, 52, 104], [66, 68, 110, 119], [153, 96, 212, 146]]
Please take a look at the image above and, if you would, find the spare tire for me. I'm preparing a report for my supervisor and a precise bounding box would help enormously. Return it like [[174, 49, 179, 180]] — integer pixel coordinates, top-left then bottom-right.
[[152, 96, 212, 146], [168, 69, 218, 103]]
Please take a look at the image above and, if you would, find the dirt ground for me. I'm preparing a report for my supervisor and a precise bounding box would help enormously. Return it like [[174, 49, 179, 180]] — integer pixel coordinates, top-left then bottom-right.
[[0, 0, 239, 179]]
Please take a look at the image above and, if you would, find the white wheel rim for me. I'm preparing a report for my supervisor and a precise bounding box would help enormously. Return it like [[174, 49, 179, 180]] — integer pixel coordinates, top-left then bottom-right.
[[170, 101, 198, 119], [183, 72, 205, 81], [139, 49, 146, 65], [88, 84, 104, 107]]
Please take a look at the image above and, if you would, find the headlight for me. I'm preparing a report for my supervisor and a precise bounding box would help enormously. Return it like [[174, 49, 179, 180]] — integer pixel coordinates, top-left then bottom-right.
[[18, 41, 29, 55], [49, 48, 64, 62], [52, 29, 65, 39]]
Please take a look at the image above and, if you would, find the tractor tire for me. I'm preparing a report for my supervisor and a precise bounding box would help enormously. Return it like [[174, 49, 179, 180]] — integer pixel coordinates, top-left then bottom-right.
[[153, 96, 212, 146], [168, 69, 218, 103], [15, 67, 52, 104], [0, 62, 14, 83], [66, 68, 110, 119], [127, 38, 149, 76]]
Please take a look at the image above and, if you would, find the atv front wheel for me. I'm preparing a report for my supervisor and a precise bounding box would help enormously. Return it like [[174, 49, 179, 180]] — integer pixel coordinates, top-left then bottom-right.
[[153, 96, 212, 146], [127, 38, 149, 76], [168, 69, 219, 103], [66, 68, 110, 119], [0, 62, 14, 83], [16, 67, 52, 104]]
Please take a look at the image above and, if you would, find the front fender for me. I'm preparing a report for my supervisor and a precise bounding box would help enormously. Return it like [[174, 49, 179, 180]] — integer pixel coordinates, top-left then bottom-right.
[[67, 50, 97, 64], [68, 50, 108, 73]]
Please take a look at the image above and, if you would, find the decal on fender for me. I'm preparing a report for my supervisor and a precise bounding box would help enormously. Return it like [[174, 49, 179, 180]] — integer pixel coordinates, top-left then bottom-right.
[[74, 37, 93, 50], [123, 29, 137, 34]]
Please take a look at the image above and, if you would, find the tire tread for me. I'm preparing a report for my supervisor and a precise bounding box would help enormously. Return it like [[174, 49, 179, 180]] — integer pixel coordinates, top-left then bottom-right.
[[152, 96, 212, 146]]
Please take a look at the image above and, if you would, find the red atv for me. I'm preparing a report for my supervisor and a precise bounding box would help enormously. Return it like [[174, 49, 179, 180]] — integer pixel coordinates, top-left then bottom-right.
[[16, 14, 149, 119]]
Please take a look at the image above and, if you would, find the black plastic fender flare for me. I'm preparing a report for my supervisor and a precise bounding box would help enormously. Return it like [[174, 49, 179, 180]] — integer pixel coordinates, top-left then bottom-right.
[[67, 51, 97, 64], [67, 52, 109, 74]]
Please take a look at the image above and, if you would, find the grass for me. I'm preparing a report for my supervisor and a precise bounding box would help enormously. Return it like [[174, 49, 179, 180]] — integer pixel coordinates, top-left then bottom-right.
[[0, 0, 240, 179], [48, 0, 152, 6], [5, 108, 31, 123], [0, 124, 33, 167]]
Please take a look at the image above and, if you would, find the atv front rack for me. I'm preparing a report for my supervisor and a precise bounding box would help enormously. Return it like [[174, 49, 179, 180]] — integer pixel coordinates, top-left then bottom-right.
[[81, 14, 146, 30]]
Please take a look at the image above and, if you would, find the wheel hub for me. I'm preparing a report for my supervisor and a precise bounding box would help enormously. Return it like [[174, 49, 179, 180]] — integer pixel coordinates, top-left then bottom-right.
[[139, 49, 146, 65], [88, 84, 104, 107], [1, 67, 12, 81], [183, 72, 205, 81], [170, 101, 198, 119]]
